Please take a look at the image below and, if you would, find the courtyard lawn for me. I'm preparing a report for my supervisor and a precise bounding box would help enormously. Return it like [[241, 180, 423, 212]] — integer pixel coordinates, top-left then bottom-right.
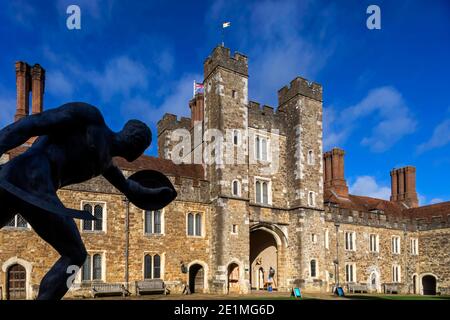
[[345, 294, 450, 300]]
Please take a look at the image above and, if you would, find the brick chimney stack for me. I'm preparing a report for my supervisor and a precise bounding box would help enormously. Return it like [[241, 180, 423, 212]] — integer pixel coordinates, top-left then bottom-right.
[[323, 147, 349, 198], [15, 61, 31, 121], [15, 61, 46, 121], [31, 64, 45, 114], [390, 166, 418, 208], [189, 92, 204, 128]]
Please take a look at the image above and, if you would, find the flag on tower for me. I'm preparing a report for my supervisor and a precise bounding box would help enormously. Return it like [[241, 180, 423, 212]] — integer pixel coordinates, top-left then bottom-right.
[[223, 21, 231, 28], [193, 81, 204, 96]]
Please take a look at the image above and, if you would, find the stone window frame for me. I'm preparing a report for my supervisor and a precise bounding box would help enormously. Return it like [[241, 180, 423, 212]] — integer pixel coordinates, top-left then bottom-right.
[[231, 224, 238, 235], [232, 129, 241, 146], [143, 209, 165, 236], [231, 179, 241, 197], [186, 212, 205, 238], [324, 229, 329, 250], [369, 233, 380, 253], [311, 233, 318, 243], [309, 259, 318, 278], [254, 176, 272, 205], [254, 133, 270, 162], [392, 264, 401, 283], [344, 231, 356, 251], [79, 201, 107, 233], [231, 89, 237, 99], [345, 262, 357, 283], [3, 214, 31, 230], [307, 149, 315, 165], [77, 251, 106, 284], [308, 191, 316, 207], [410, 238, 419, 256], [143, 252, 165, 280], [391, 235, 401, 255]]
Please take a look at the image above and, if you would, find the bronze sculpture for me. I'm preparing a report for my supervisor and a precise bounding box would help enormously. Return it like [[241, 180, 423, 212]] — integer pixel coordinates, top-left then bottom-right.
[[0, 102, 177, 300]]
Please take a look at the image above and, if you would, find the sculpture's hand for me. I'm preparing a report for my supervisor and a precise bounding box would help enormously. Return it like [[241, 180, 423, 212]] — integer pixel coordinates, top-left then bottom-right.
[[126, 179, 177, 206]]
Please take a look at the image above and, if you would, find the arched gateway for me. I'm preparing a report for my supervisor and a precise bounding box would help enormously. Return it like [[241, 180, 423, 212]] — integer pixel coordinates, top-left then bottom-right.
[[250, 223, 287, 291]]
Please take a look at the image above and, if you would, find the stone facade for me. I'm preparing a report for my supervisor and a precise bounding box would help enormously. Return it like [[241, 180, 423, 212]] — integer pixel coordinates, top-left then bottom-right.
[[0, 45, 449, 299]]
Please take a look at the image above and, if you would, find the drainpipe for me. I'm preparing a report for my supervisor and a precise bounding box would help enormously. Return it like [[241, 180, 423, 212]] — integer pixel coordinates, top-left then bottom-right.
[[334, 222, 340, 288], [123, 197, 130, 290]]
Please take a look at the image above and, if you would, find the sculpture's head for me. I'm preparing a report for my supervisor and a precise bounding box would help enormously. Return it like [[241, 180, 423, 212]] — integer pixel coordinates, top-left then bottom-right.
[[117, 120, 152, 162]]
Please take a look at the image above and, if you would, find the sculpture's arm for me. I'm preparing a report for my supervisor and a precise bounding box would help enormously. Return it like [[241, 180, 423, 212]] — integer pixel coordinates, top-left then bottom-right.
[[103, 164, 175, 203], [0, 102, 102, 155]]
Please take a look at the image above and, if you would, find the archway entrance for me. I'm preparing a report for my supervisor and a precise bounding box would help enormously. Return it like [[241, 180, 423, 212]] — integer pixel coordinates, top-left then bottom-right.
[[250, 229, 278, 290], [188, 264, 205, 294], [7, 264, 26, 300], [369, 272, 379, 292], [227, 263, 240, 294], [422, 275, 437, 295]]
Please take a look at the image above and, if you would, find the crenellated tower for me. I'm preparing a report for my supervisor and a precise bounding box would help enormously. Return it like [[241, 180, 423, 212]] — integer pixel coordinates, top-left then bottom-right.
[[278, 77, 324, 210], [203, 45, 251, 294]]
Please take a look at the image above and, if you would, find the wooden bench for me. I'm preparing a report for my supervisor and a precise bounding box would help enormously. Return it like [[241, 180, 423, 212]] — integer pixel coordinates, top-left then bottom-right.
[[136, 279, 167, 296], [383, 283, 399, 294], [347, 283, 369, 293], [91, 283, 129, 298]]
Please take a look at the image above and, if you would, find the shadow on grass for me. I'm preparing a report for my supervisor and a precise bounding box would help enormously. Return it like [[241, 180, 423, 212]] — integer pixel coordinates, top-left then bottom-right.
[[346, 294, 450, 300]]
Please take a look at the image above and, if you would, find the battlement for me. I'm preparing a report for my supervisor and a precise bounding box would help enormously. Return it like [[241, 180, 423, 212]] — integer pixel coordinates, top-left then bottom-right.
[[278, 76, 323, 105], [204, 45, 248, 79], [247, 100, 287, 134], [325, 205, 450, 231], [248, 101, 275, 114], [157, 113, 191, 136]]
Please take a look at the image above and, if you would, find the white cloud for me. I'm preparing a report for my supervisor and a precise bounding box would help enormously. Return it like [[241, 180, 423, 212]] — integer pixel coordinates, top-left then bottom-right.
[[324, 86, 416, 152], [84, 56, 148, 101], [429, 198, 444, 205], [349, 176, 391, 200], [120, 73, 202, 127], [206, 0, 333, 106], [416, 118, 450, 154], [247, 0, 332, 105], [46, 70, 74, 98]]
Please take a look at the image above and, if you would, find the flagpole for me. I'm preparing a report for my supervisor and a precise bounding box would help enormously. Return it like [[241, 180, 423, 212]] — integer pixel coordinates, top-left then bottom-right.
[[193, 80, 196, 98], [221, 24, 224, 46]]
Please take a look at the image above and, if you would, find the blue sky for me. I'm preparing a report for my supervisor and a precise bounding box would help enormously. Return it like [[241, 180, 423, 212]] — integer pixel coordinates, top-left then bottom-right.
[[0, 0, 449, 204]]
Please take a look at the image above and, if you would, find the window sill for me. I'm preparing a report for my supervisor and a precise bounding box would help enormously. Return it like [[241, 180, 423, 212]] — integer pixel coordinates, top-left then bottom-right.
[[186, 235, 205, 239], [81, 230, 106, 235], [250, 202, 272, 208], [144, 233, 165, 237]]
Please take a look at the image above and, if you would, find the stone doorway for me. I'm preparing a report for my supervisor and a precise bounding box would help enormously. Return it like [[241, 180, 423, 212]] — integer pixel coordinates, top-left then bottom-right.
[[422, 275, 437, 295], [369, 271, 380, 293], [188, 264, 205, 294], [227, 263, 240, 294], [250, 229, 278, 290], [7, 264, 26, 300]]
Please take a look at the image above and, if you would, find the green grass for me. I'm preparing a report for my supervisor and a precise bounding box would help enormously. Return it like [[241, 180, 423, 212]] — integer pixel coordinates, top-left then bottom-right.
[[346, 294, 450, 300]]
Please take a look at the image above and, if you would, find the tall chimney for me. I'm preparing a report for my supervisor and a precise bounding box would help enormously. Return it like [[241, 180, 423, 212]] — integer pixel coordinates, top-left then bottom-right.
[[390, 166, 418, 208], [323, 148, 348, 198], [189, 92, 204, 128], [15, 61, 31, 121], [31, 64, 45, 114]]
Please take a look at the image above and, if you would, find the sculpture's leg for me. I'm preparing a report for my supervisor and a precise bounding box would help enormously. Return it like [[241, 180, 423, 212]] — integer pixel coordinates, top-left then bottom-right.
[[0, 190, 15, 228], [20, 210, 87, 300]]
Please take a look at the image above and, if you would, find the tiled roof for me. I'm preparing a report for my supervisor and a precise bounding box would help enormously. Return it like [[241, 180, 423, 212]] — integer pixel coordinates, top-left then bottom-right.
[[405, 201, 450, 221], [6, 145, 205, 180], [324, 189, 450, 220], [114, 155, 205, 180]]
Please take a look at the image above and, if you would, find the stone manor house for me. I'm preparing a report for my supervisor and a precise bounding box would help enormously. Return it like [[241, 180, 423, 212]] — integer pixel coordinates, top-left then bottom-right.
[[0, 45, 449, 299]]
